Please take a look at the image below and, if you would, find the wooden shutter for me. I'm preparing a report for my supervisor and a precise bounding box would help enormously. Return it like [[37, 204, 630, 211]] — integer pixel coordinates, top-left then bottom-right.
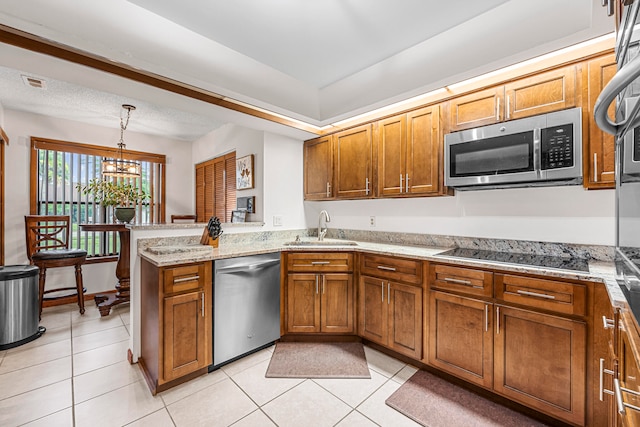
[[195, 165, 205, 222], [214, 157, 226, 220], [195, 151, 236, 223], [225, 153, 236, 222]]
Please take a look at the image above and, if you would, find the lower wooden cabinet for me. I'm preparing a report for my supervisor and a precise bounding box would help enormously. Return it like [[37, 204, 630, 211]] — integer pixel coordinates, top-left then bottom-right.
[[140, 259, 212, 394], [428, 291, 493, 389], [359, 275, 422, 359], [286, 273, 354, 334], [494, 305, 586, 426]]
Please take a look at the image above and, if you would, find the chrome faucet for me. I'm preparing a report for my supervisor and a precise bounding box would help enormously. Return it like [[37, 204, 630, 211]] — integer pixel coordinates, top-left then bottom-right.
[[318, 210, 331, 241]]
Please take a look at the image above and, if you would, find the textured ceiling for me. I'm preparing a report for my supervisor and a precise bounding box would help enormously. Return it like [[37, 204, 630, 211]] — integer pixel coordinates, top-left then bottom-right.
[[0, 0, 615, 141]]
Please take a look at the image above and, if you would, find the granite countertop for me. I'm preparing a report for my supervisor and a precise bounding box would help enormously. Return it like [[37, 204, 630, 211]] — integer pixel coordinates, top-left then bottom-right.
[[138, 236, 626, 308]]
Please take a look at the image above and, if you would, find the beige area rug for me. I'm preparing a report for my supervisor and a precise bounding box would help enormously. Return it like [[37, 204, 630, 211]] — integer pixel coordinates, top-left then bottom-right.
[[265, 342, 371, 379], [386, 370, 549, 427]]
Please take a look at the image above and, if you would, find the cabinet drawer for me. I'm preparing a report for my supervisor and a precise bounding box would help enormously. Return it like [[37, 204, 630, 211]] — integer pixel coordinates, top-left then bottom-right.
[[287, 252, 353, 272], [361, 254, 422, 285], [495, 274, 586, 316], [430, 264, 492, 297], [163, 263, 207, 294]]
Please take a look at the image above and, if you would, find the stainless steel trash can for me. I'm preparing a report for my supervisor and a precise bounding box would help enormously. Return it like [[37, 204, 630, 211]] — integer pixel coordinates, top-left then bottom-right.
[[0, 265, 46, 350]]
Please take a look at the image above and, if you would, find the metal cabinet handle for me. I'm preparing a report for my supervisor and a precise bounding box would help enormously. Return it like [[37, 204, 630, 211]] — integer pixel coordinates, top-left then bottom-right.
[[316, 275, 319, 294], [614, 378, 640, 414], [387, 282, 390, 305], [485, 304, 489, 332], [516, 290, 556, 300], [594, 153, 598, 183], [365, 178, 370, 195], [174, 275, 199, 284], [506, 95, 510, 120], [399, 174, 404, 193], [377, 265, 396, 272], [311, 261, 330, 265], [201, 292, 205, 317], [326, 182, 331, 198], [322, 275, 325, 294], [496, 306, 500, 335], [599, 358, 615, 401], [443, 277, 483, 289], [496, 97, 500, 121], [406, 174, 409, 191], [381, 281, 385, 302]]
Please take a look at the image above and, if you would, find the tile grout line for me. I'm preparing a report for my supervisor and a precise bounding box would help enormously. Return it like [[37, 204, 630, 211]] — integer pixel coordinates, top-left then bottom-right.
[[70, 311, 77, 427]]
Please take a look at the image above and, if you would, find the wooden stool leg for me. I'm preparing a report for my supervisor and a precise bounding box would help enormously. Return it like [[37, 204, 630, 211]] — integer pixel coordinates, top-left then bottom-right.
[[75, 264, 85, 315], [38, 267, 46, 321]]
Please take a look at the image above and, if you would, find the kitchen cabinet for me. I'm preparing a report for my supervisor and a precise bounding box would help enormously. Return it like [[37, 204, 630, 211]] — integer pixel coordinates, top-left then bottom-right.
[[494, 304, 586, 426], [377, 106, 441, 197], [584, 52, 616, 189], [285, 252, 354, 334], [446, 65, 577, 132], [304, 136, 333, 200], [359, 255, 423, 359], [195, 152, 236, 222], [616, 311, 640, 427], [429, 290, 493, 388], [334, 124, 374, 199], [139, 259, 212, 394]]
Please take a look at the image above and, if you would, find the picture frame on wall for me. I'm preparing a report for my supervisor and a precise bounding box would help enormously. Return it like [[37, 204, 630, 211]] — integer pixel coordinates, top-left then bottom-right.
[[236, 154, 254, 190], [231, 210, 247, 223]]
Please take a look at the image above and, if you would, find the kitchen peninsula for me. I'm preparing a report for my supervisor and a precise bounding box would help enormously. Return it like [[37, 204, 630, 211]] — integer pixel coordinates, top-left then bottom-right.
[[131, 223, 631, 426]]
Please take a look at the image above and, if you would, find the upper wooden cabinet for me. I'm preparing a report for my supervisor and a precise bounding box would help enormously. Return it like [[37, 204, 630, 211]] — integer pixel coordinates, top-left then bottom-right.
[[584, 52, 616, 189], [334, 124, 374, 199], [304, 136, 333, 200], [446, 66, 578, 132], [378, 106, 441, 197]]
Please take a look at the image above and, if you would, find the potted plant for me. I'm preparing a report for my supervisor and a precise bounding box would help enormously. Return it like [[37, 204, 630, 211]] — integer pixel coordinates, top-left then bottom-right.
[[76, 179, 150, 223]]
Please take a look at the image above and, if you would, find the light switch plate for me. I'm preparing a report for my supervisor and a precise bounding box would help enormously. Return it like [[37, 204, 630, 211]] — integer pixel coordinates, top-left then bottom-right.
[[273, 215, 283, 226]]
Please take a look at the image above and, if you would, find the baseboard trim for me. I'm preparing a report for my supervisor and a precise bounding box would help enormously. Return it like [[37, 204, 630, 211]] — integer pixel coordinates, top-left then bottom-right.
[[42, 289, 117, 308]]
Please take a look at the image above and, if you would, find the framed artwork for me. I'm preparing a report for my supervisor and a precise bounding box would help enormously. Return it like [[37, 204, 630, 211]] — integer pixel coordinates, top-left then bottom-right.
[[236, 154, 254, 190], [231, 210, 247, 223]]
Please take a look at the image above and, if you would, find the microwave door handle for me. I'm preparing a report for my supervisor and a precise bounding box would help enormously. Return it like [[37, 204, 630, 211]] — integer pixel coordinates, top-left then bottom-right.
[[534, 128, 541, 175]]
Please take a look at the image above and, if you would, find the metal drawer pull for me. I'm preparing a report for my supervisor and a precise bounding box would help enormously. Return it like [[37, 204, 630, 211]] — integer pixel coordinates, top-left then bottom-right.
[[377, 265, 396, 272], [484, 304, 488, 332], [174, 275, 199, 284], [443, 277, 483, 289], [599, 358, 615, 401], [614, 378, 640, 414], [201, 292, 205, 317], [311, 261, 331, 265], [516, 290, 555, 300]]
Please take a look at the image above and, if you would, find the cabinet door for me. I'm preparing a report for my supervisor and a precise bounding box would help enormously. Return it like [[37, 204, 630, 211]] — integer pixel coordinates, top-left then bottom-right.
[[304, 136, 333, 200], [359, 276, 388, 345], [320, 273, 354, 333], [287, 273, 320, 333], [428, 291, 493, 388], [619, 312, 640, 427], [195, 165, 205, 222], [163, 291, 208, 383], [406, 106, 440, 195], [494, 305, 586, 426], [377, 115, 406, 197], [335, 124, 374, 199], [447, 87, 504, 132], [505, 66, 577, 120], [585, 53, 616, 189], [388, 282, 423, 360]]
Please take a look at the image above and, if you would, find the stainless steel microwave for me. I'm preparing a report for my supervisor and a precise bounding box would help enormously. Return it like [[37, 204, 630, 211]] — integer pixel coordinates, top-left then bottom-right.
[[444, 107, 583, 190]]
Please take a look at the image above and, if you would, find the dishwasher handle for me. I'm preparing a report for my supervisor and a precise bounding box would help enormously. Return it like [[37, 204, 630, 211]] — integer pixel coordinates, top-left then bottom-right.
[[216, 259, 280, 274]]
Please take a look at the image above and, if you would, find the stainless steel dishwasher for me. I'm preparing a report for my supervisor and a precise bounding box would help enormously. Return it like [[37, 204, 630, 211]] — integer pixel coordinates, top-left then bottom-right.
[[211, 252, 281, 369]]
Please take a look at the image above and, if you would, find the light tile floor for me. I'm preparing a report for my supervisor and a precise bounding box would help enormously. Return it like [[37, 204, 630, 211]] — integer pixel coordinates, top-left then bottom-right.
[[0, 302, 426, 427]]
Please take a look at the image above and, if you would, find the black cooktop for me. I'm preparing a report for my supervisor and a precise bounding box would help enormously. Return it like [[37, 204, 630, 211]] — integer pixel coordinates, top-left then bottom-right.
[[437, 248, 590, 273]]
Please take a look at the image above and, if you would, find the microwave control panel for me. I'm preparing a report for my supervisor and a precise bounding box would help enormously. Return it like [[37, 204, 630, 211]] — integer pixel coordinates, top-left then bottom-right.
[[541, 124, 574, 170]]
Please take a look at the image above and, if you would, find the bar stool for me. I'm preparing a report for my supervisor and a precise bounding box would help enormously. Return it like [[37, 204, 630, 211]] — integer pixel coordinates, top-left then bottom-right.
[[24, 215, 87, 319]]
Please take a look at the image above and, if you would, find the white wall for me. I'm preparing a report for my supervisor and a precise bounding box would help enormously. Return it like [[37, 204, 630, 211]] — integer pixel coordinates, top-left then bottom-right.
[[3, 109, 193, 294], [305, 185, 616, 246], [191, 124, 307, 231]]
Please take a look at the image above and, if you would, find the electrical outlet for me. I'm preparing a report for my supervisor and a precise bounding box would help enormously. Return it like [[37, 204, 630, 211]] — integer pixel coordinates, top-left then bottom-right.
[[370, 216, 376, 227], [273, 215, 283, 226]]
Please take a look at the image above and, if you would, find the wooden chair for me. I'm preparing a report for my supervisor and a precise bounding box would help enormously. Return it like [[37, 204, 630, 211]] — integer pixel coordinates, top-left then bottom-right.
[[24, 215, 87, 319], [170, 214, 197, 223]]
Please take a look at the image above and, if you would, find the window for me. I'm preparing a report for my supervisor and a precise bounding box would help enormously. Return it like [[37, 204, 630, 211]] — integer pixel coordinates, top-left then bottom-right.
[[30, 137, 166, 260]]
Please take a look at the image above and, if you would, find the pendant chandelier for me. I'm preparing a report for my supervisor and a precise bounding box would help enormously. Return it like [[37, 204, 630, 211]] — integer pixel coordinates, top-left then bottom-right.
[[102, 104, 141, 178]]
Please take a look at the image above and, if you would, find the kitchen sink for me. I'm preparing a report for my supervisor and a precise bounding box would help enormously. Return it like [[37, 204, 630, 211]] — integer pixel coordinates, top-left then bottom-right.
[[283, 239, 358, 247]]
